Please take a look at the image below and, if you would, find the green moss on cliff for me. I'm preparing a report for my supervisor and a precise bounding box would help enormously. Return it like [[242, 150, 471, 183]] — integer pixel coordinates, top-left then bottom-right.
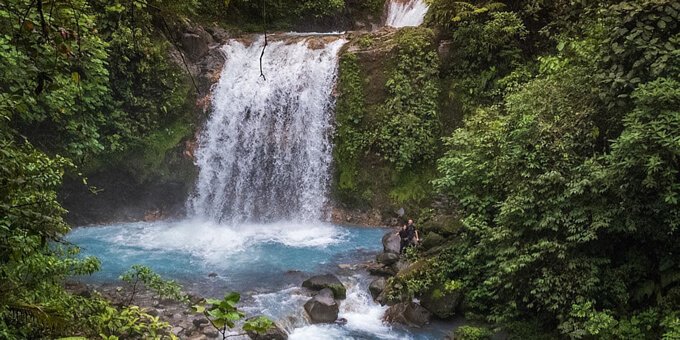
[[333, 27, 445, 216]]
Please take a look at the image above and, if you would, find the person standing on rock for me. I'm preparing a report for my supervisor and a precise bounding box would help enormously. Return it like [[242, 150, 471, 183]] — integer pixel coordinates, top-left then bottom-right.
[[406, 219, 419, 247], [398, 223, 409, 254]]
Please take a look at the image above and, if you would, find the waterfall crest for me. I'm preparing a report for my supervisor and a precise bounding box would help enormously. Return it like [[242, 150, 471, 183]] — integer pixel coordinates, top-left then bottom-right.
[[189, 36, 346, 224], [386, 0, 429, 28]]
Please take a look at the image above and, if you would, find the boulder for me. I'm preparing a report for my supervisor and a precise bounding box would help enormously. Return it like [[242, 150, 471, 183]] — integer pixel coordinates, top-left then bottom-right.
[[304, 288, 339, 324], [366, 262, 397, 277], [181, 33, 209, 60], [420, 288, 462, 319], [302, 274, 346, 299], [377, 252, 400, 266], [245, 317, 288, 340], [391, 259, 410, 273], [382, 231, 401, 254], [383, 302, 432, 327], [369, 277, 386, 300], [376, 290, 406, 306]]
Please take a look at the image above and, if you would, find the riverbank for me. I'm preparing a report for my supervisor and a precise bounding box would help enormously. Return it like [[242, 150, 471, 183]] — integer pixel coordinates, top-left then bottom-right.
[[64, 220, 462, 338]]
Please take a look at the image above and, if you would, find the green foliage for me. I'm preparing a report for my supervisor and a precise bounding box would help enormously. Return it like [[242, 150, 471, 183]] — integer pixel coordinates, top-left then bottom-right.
[[208, 0, 349, 29], [0, 0, 192, 164], [333, 53, 371, 197], [0, 136, 176, 339], [439, 8, 528, 112], [193, 293, 273, 340], [242, 315, 275, 334], [120, 265, 188, 305], [452, 325, 493, 340], [0, 1, 196, 337], [81, 298, 177, 340], [388, 169, 434, 204], [395, 0, 680, 337], [378, 27, 440, 170], [0, 0, 112, 158], [426, 1, 506, 30], [333, 29, 442, 213]]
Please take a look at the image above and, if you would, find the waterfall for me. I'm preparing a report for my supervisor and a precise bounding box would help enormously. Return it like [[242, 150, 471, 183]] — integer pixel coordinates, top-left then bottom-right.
[[386, 0, 429, 28], [189, 36, 346, 224]]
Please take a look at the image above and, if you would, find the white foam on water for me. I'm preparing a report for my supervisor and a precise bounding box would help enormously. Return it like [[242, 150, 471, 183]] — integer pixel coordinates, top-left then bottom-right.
[[81, 220, 347, 266], [339, 277, 402, 339], [386, 0, 429, 28], [250, 275, 410, 340]]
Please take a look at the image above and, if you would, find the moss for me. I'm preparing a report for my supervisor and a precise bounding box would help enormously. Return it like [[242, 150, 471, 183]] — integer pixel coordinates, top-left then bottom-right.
[[328, 284, 347, 300], [389, 168, 435, 205], [124, 118, 195, 183], [356, 34, 374, 48], [333, 28, 445, 215]]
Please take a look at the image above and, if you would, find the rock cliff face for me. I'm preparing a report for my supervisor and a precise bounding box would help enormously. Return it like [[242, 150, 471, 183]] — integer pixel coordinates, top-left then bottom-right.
[[59, 22, 228, 226]]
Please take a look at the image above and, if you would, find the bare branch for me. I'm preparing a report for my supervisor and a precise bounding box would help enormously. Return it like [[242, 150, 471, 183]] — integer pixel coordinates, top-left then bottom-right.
[[259, 0, 267, 81]]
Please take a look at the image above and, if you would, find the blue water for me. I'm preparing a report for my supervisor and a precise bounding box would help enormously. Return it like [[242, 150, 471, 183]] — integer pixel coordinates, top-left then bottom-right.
[[67, 220, 385, 293], [66, 220, 454, 339]]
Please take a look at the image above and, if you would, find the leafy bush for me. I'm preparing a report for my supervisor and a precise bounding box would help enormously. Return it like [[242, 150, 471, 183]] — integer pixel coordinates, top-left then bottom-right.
[[452, 325, 493, 340], [120, 265, 188, 304], [193, 293, 273, 340], [378, 27, 440, 170]]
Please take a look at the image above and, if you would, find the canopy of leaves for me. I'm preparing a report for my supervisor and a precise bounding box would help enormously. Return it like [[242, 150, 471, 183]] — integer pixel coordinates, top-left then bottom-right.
[[399, 0, 680, 338]]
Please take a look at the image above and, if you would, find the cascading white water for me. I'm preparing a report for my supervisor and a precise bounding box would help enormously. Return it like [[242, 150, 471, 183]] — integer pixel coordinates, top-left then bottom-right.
[[386, 0, 429, 28], [189, 36, 346, 224]]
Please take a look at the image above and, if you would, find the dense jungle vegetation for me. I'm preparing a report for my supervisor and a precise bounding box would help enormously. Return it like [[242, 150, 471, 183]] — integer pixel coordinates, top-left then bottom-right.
[[0, 0, 353, 338], [0, 0, 678, 338], [369, 1, 678, 338]]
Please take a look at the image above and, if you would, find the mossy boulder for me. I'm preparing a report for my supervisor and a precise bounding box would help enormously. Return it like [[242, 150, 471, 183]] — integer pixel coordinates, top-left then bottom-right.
[[245, 316, 288, 340], [420, 288, 462, 319], [302, 274, 346, 299]]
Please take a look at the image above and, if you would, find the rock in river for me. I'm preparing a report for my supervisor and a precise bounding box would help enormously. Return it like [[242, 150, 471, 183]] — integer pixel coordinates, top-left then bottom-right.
[[304, 288, 339, 324], [245, 316, 288, 340], [383, 302, 432, 327], [369, 277, 386, 300], [302, 274, 346, 299]]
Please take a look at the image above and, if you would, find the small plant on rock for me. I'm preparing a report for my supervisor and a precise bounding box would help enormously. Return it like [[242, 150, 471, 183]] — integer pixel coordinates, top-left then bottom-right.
[[120, 265, 188, 305], [193, 293, 273, 339]]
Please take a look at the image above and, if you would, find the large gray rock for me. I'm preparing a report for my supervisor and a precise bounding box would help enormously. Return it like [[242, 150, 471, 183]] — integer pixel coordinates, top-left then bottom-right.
[[383, 302, 432, 327], [420, 288, 462, 319], [391, 259, 410, 273], [302, 274, 346, 299], [377, 252, 400, 266], [304, 288, 339, 324], [181, 33, 209, 60], [369, 277, 386, 300], [366, 262, 397, 277], [382, 231, 401, 254], [245, 316, 288, 340]]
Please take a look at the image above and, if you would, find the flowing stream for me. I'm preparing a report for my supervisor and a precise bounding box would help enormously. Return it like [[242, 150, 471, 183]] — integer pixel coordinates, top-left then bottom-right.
[[386, 0, 429, 28]]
